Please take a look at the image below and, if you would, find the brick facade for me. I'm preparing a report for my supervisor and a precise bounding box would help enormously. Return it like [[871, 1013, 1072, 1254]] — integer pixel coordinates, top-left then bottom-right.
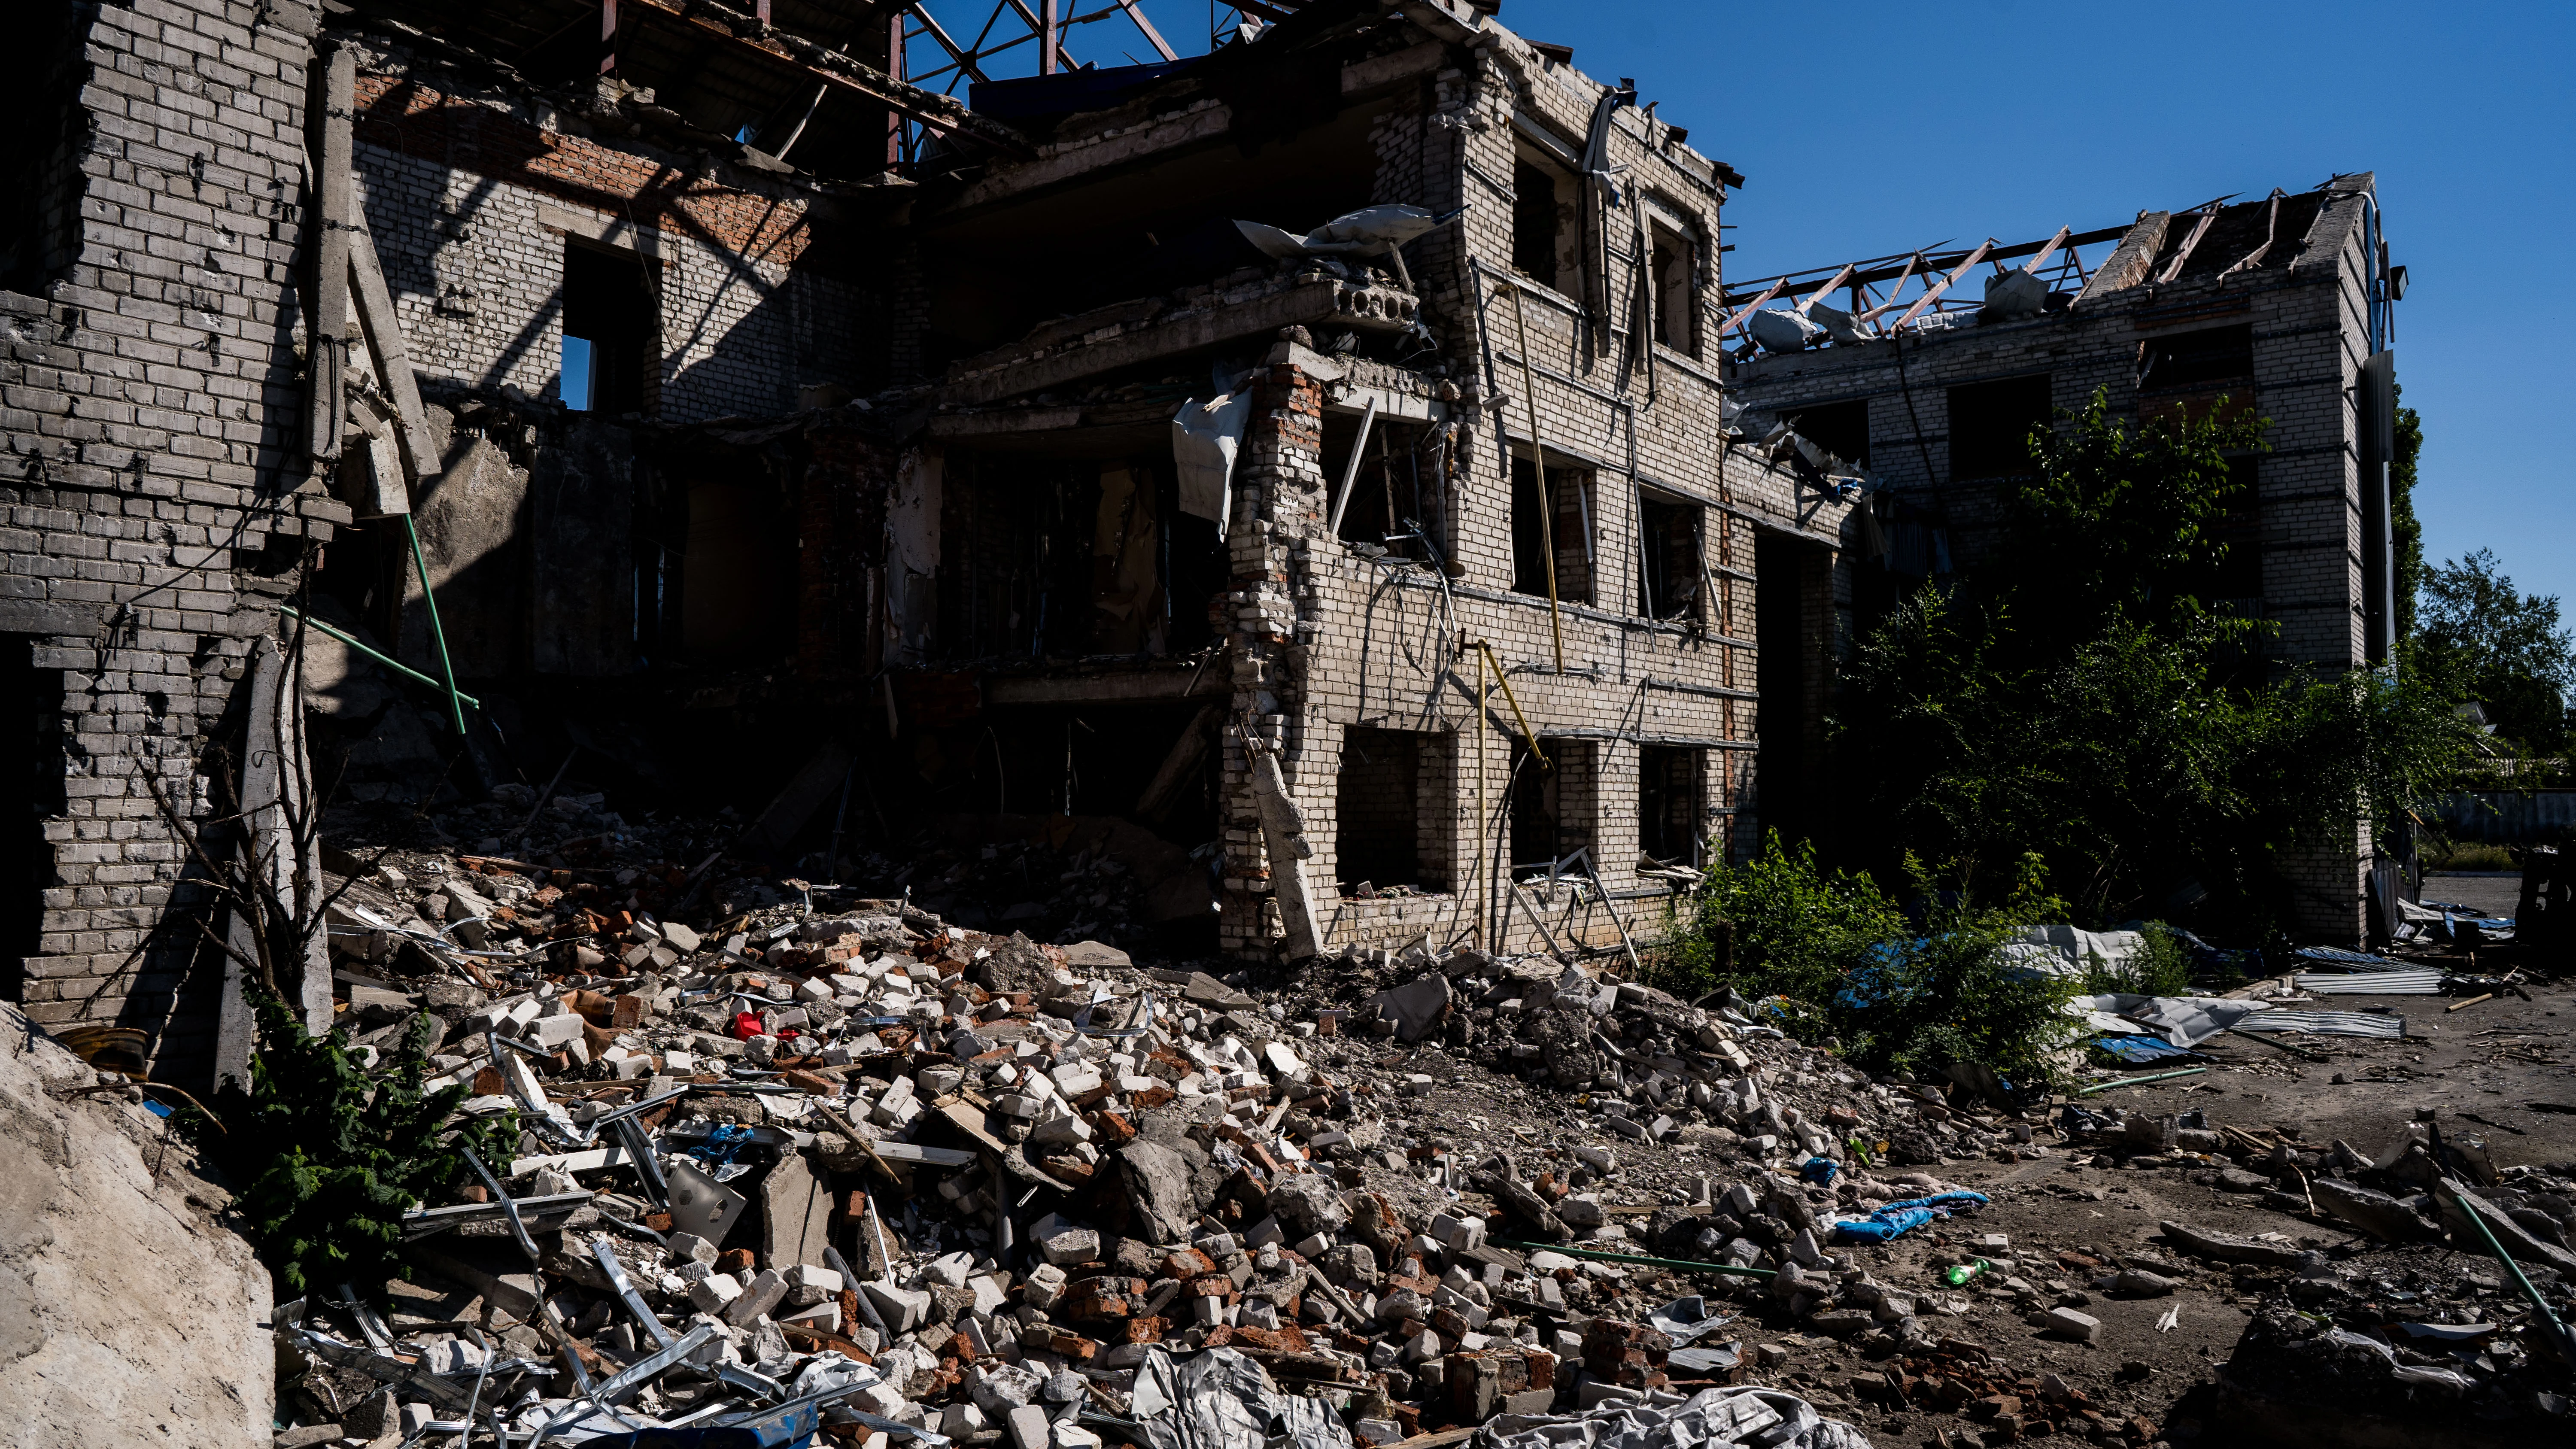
[[3, 0, 345, 1084]]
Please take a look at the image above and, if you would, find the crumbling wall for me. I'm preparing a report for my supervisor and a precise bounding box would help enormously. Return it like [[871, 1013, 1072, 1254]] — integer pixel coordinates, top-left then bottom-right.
[[0, 1011, 273, 1448], [0, 0, 352, 1086], [347, 50, 877, 422]]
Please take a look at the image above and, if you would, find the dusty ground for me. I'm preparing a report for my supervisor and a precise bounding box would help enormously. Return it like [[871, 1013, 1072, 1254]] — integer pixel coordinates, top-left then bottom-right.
[[1308, 944, 2573, 1448]]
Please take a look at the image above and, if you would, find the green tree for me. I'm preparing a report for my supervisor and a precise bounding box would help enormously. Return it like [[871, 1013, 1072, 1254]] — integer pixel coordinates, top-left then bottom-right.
[[1833, 390, 2475, 934], [2418, 549, 2575, 755], [2391, 387, 2424, 642]]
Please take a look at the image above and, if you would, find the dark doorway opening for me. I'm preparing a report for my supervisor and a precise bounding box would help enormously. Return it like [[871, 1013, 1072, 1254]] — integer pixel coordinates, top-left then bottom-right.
[[1755, 532, 1812, 850], [2, 638, 63, 1002]]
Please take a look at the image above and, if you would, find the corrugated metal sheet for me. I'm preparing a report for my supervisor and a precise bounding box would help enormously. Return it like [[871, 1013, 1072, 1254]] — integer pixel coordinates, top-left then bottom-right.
[[2234, 1011, 2407, 1039], [2293, 970, 2445, 995], [2433, 790, 2576, 844]]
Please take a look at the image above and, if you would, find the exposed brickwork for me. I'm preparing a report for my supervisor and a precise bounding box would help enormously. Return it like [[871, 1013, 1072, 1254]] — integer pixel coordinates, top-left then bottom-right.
[[4, 0, 344, 1085]]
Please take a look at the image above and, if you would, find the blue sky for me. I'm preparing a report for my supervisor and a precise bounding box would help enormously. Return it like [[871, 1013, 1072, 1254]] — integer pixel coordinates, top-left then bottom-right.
[[965, 0, 2575, 619], [1486, 0, 2576, 617]]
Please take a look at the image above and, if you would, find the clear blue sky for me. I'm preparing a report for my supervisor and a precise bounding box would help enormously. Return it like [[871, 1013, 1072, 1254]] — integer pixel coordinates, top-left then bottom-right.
[[989, 0, 2575, 621], [1501, 0, 2576, 621]]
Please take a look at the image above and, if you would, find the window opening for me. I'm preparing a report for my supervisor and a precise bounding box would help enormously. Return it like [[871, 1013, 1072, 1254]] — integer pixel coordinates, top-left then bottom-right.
[[1337, 727, 1422, 892], [562, 241, 656, 416], [1638, 746, 1704, 867], [1637, 491, 1704, 623], [1946, 374, 2054, 481], [1511, 456, 1594, 605]]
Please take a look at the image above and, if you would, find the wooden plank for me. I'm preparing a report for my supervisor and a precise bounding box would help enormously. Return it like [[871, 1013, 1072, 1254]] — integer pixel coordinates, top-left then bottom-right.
[[344, 220, 430, 512]]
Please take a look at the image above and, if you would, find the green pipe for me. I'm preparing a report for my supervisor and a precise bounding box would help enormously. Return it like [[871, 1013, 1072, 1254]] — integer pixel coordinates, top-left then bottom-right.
[[1495, 1238, 1775, 1280], [2074, 1066, 2208, 1095], [403, 513, 469, 738], [279, 605, 483, 710], [2438, 1182, 2576, 1368]]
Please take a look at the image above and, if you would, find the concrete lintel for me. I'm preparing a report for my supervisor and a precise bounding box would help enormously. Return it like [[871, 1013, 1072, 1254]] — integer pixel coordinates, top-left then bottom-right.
[[940, 280, 1416, 408], [1322, 382, 1445, 422], [536, 202, 669, 265], [984, 669, 1224, 707]]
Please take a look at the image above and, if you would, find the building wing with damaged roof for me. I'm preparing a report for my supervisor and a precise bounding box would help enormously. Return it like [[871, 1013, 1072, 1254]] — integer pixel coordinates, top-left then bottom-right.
[[1716, 179, 2407, 939]]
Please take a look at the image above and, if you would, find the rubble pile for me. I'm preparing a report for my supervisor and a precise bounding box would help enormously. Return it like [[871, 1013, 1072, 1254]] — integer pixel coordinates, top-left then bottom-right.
[[267, 821, 2077, 1446]]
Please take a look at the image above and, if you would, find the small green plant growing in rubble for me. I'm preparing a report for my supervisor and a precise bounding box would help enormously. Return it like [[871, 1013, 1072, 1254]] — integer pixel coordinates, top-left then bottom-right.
[[190, 993, 516, 1300]]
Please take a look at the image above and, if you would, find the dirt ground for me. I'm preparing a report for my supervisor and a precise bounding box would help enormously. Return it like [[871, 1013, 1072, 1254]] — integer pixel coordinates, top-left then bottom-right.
[[1329, 943, 2573, 1448]]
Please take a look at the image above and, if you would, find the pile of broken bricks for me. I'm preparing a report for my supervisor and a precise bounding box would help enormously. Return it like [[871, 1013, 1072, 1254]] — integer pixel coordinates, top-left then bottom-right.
[[270, 844, 2078, 1447]]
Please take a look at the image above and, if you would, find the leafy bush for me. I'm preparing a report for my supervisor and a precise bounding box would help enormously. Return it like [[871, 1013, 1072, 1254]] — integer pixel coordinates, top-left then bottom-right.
[[1657, 835, 2081, 1084], [194, 993, 516, 1299], [2081, 921, 2194, 998]]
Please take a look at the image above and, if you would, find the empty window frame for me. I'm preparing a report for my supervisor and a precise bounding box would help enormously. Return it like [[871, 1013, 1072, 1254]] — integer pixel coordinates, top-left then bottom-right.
[[1512, 157, 1561, 287], [562, 241, 658, 416], [1636, 489, 1704, 623], [1327, 417, 1444, 561], [2137, 323, 2254, 393], [1507, 738, 1594, 871], [1946, 374, 2053, 481], [1337, 727, 1422, 891], [1637, 746, 1704, 867], [1648, 216, 1700, 357], [1784, 399, 1868, 470], [1511, 456, 1595, 605]]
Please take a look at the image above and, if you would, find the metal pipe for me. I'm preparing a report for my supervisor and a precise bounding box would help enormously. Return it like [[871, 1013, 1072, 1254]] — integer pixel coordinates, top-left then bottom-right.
[[1473, 641, 1548, 771], [2072, 1066, 2207, 1095], [279, 605, 483, 709], [2438, 1182, 2576, 1367], [402, 513, 470, 738]]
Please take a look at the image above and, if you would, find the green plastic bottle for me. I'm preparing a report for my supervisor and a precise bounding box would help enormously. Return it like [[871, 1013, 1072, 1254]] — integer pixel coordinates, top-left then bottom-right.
[[1943, 1258, 1990, 1288]]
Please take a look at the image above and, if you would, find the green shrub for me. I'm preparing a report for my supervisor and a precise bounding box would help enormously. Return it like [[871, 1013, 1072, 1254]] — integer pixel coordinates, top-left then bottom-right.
[[2082, 921, 2195, 997], [1656, 832, 1906, 1005], [193, 993, 516, 1300], [1658, 835, 2082, 1085]]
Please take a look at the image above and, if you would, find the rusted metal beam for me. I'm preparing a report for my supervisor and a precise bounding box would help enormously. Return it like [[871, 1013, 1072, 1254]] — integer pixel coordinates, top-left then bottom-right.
[[907, 3, 990, 83], [1713, 276, 1786, 338], [620, 0, 1033, 155], [1792, 262, 1855, 316], [2218, 189, 2288, 280], [2020, 224, 2071, 275]]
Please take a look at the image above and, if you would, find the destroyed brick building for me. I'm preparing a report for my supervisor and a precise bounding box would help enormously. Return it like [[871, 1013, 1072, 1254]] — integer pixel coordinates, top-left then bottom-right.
[[1, 0, 2416, 1092], [7, 0, 1884, 1088], [1717, 182, 2406, 938]]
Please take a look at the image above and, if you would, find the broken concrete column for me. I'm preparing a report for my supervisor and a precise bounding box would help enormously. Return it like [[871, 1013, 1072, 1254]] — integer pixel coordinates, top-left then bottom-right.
[[1247, 746, 1324, 959]]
